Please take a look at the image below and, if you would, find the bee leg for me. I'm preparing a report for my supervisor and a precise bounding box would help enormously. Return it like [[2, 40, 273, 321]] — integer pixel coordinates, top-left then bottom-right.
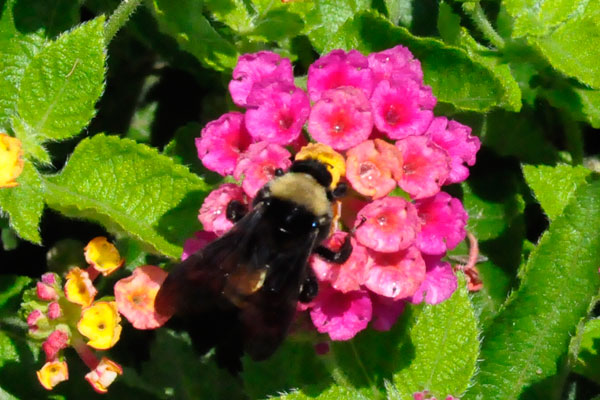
[[226, 200, 248, 222], [326, 182, 348, 201], [299, 269, 318, 303], [314, 234, 353, 264]]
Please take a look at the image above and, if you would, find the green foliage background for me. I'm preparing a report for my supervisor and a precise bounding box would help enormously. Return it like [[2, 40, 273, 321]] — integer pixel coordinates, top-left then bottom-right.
[[1, 0, 600, 398]]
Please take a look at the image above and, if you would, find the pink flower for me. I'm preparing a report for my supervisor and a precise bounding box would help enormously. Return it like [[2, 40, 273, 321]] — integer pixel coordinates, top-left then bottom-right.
[[309, 283, 372, 340], [27, 310, 44, 332], [354, 197, 421, 253], [345, 139, 403, 199], [310, 232, 369, 293], [198, 183, 246, 236], [182, 231, 217, 260], [42, 329, 69, 361], [245, 82, 310, 145], [370, 293, 405, 331], [36, 282, 58, 301], [371, 79, 434, 139], [114, 265, 170, 329], [395, 136, 451, 199], [427, 117, 481, 184], [229, 51, 294, 107], [307, 87, 373, 150], [234, 142, 292, 197], [365, 246, 426, 299], [410, 256, 457, 305], [307, 49, 374, 102], [415, 192, 467, 255], [47, 302, 62, 319], [196, 112, 252, 176], [41, 273, 58, 286], [368, 45, 424, 85]]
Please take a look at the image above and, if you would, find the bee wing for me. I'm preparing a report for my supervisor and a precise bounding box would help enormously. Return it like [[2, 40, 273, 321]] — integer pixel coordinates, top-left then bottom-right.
[[239, 229, 319, 361], [155, 204, 268, 317]]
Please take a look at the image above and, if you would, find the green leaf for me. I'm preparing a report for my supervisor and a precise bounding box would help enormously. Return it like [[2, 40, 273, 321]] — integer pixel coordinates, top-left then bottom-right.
[[14, 17, 106, 151], [529, 3, 600, 89], [0, 161, 44, 244], [465, 179, 600, 400], [0, 275, 31, 316], [522, 164, 592, 221], [44, 134, 208, 258], [437, 1, 461, 45], [328, 11, 515, 111], [271, 384, 368, 400], [242, 336, 333, 399], [483, 108, 559, 164], [0, 0, 45, 130], [543, 85, 600, 129], [391, 278, 479, 399], [574, 318, 600, 385], [132, 329, 245, 399], [11, 0, 81, 38], [250, 9, 304, 42], [504, 0, 587, 38], [204, 0, 253, 33], [150, 0, 238, 71], [306, 0, 371, 53], [384, 0, 413, 26]]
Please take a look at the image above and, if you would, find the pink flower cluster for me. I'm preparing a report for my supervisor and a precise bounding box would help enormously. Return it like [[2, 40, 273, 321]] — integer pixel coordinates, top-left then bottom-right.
[[193, 48, 480, 341]]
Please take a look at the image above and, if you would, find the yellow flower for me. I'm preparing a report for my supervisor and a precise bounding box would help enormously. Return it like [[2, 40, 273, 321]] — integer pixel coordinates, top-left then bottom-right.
[[84, 237, 124, 276], [64, 267, 97, 307], [85, 357, 123, 394], [36, 360, 68, 390], [0, 133, 24, 188], [77, 301, 122, 350], [295, 143, 346, 188]]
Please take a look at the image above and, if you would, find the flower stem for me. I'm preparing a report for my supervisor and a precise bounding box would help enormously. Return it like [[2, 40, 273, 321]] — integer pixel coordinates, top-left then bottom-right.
[[104, 0, 143, 43], [71, 334, 100, 370], [462, 2, 505, 50]]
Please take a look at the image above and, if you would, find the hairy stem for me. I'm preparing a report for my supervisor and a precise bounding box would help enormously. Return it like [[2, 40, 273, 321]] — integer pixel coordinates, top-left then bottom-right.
[[104, 0, 143, 43], [462, 2, 505, 50]]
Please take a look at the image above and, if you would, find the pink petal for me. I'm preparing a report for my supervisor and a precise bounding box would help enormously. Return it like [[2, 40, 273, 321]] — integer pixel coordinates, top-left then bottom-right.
[[365, 246, 426, 299], [182, 231, 217, 260], [195, 112, 252, 176], [47, 302, 62, 320], [42, 330, 69, 361], [410, 256, 458, 305], [198, 183, 246, 236], [427, 117, 481, 184], [355, 197, 421, 253], [371, 79, 434, 139], [308, 86, 373, 151], [310, 232, 369, 293], [309, 284, 372, 341], [395, 136, 451, 199], [234, 142, 292, 198], [370, 292, 406, 331], [245, 81, 310, 145], [367, 45, 424, 85], [345, 139, 402, 199], [415, 192, 467, 255], [307, 49, 374, 102], [229, 51, 294, 107], [36, 282, 58, 301]]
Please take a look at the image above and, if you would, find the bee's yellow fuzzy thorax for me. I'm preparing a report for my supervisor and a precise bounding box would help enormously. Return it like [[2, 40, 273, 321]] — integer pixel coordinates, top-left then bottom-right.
[[268, 173, 331, 217]]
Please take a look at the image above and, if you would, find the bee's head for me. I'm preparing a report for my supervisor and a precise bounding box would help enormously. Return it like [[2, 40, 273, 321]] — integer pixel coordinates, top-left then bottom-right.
[[288, 159, 332, 189]]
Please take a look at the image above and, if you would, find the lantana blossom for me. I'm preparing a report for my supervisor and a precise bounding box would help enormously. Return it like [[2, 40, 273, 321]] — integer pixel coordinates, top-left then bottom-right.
[[188, 46, 480, 342], [307, 49, 374, 102], [0, 133, 24, 188], [24, 237, 126, 393], [198, 183, 247, 236], [245, 81, 310, 145], [85, 357, 123, 394], [229, 51, 294, 107], [196, 112, 251, 176], [114, 265, 171, 329]]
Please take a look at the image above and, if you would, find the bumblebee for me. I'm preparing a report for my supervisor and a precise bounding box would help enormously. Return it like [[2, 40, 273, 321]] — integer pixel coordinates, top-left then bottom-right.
[[155, 158, 353, 373]]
